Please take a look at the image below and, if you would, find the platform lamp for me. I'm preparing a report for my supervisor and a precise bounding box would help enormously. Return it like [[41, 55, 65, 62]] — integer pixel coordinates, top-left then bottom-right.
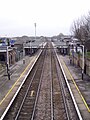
[[80, 45, 84, 80], [77, 44, 84, 80], [6, 38, 10, 80]]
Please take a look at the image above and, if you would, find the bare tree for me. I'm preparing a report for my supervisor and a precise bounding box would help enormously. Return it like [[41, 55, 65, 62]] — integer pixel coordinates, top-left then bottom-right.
[[71, 12, 90, 44], [71, 19, 83, 42]]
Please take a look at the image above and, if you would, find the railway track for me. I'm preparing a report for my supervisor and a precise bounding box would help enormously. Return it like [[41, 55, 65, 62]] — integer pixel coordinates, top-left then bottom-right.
[[1, 42, 80, 120], [51, 48, 79, 120], [2, 45, 46, 120], [34, 43, 79, 120]]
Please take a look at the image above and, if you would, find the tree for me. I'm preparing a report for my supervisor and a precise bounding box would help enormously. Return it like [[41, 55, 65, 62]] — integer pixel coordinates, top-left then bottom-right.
[[71, 12, 90, 44]]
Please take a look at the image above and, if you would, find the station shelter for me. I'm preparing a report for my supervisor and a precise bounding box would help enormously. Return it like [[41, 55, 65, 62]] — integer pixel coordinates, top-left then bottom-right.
[[57, 45, 69, 55], [0, 46, 16, 66], [24, 47, 39, 56]]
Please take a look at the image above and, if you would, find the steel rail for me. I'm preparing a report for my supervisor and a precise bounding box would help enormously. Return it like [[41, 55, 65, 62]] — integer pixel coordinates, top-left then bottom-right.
[[15, 63, 39, 120], [31, 48, 47, 120], [53, 49, 70, 120], [50, 48, 54, 120], [15, 49, 46, 120]]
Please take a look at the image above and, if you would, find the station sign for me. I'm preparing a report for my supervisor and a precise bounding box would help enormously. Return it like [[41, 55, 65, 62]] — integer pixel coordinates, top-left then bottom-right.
[[0, 38, 15, 46]]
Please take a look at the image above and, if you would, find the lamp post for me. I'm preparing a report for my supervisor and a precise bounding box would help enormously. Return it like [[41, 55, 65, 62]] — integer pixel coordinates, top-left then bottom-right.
[[6, 38, 10, 80], [80, 45, 84, 80], [6, 46, 9, 72]]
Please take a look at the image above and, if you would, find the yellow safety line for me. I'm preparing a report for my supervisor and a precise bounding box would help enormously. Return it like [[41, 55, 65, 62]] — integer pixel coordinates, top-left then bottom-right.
[[0, 58, 33, 106], [62, 59, 90, 112]]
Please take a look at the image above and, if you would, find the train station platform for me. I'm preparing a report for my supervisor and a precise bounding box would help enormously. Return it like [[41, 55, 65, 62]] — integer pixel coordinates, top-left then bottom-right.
[[0, 50, 42, 118], [58, 54, 90, 120]]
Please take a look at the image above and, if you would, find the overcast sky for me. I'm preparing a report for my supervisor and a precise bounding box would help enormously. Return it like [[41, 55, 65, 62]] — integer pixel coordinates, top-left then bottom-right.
[[0, 0, 90, 37]]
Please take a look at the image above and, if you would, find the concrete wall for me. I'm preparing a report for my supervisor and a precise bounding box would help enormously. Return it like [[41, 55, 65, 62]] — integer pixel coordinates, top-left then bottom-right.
[[72, 54, 90, 76]]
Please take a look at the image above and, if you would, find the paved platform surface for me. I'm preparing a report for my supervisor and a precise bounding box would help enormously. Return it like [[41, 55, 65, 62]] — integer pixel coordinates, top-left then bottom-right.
[[58, 54, 90, 120], [0, 50, 41, 118]]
